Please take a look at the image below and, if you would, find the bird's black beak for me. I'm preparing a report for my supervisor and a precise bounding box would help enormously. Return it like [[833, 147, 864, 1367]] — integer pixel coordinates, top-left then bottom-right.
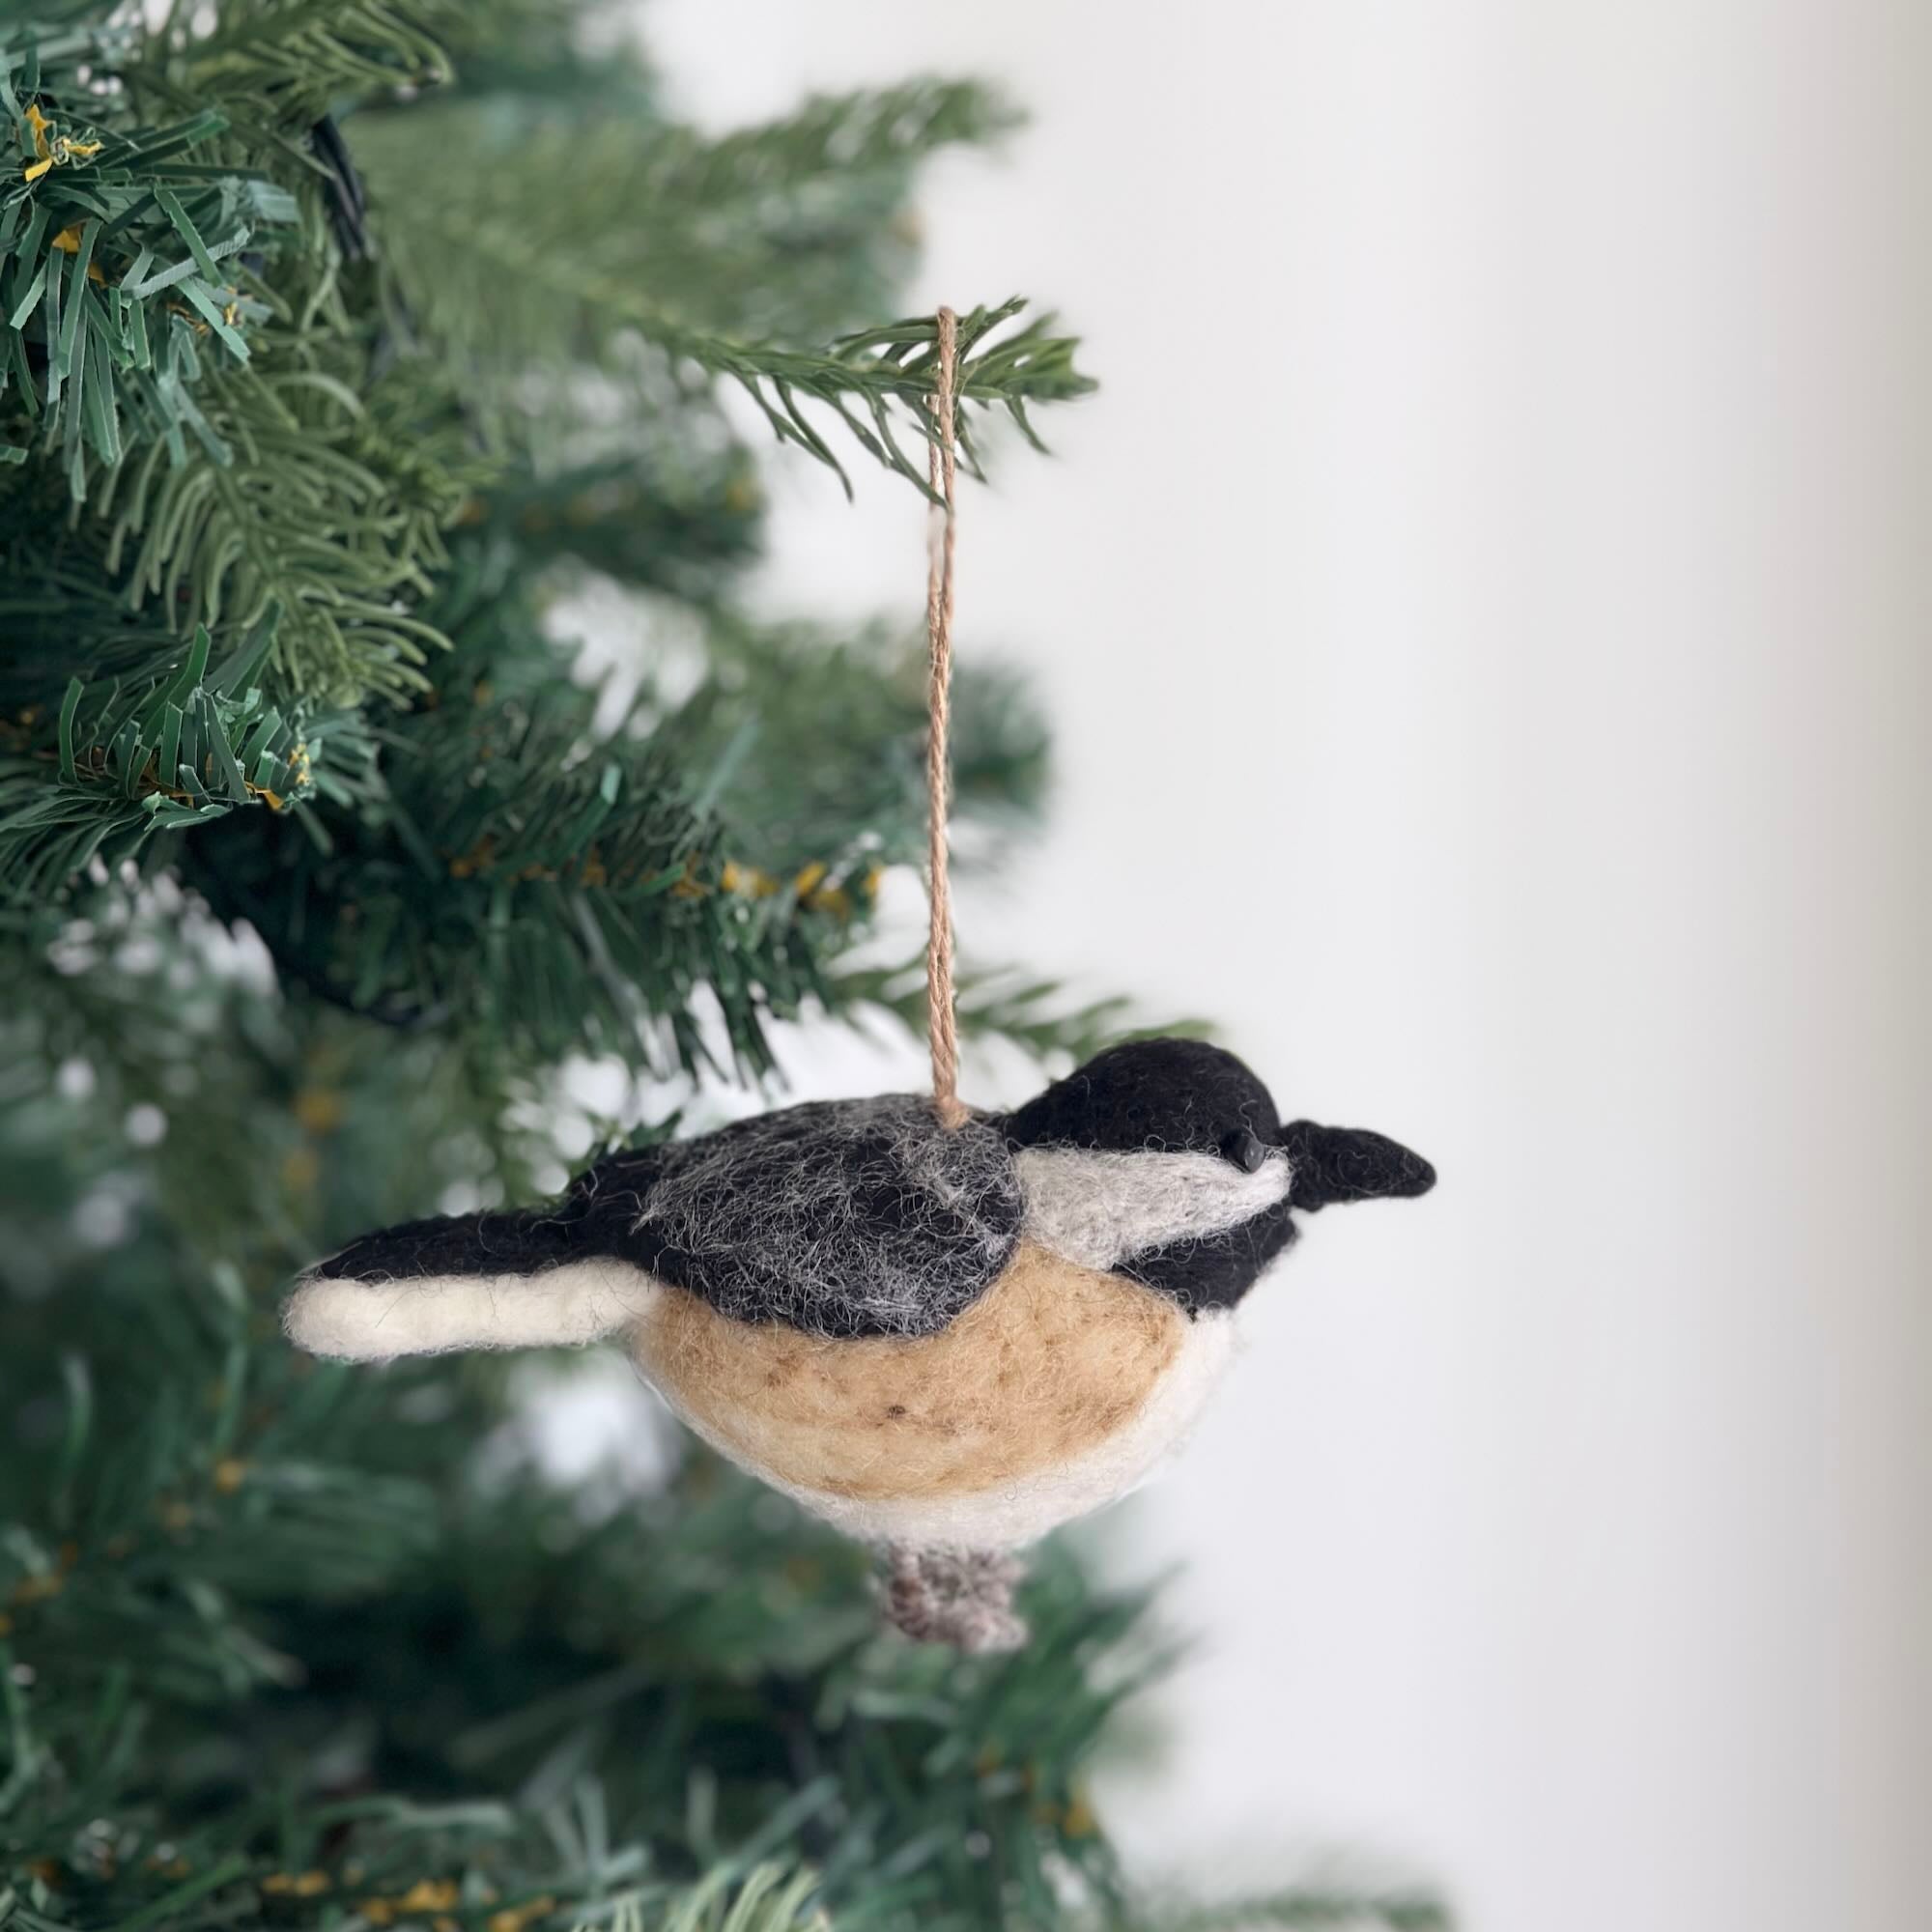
[[1281, 1122, 1436, 1211]]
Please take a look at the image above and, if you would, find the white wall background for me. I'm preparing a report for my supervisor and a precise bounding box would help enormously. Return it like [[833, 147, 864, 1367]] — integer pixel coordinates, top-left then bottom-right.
[[638, 4, 1932, 1927]]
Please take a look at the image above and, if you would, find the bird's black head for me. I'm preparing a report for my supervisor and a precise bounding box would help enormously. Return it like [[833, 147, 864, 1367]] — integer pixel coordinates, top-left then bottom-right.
[[1000, 1037, 1435, 1315], [1002, 1037, 1283, 1168]]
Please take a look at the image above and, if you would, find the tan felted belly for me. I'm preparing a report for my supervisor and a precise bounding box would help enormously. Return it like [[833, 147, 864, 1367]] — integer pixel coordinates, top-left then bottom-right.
[[632, 1237, 1186, 1503]]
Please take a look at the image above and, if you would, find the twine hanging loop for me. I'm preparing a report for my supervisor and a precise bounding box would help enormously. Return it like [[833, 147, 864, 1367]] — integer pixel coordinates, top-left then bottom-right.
[[923, 307, 969, 1129]]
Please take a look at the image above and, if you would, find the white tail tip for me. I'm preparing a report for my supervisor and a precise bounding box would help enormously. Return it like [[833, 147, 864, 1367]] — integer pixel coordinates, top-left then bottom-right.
[[283, 1262, 657, 1362]]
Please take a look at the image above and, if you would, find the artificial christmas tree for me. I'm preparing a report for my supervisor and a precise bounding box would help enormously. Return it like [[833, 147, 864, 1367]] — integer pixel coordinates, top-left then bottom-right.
[[0, 4, 1446, 1925]]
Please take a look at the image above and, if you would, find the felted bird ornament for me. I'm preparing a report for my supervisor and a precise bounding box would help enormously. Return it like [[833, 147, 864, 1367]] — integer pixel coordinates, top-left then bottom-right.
[[285, 1037, 1435, 1650]]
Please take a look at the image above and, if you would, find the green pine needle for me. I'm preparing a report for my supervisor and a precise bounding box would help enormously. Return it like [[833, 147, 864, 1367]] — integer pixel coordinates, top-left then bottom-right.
[[0, 622, 342, 900]]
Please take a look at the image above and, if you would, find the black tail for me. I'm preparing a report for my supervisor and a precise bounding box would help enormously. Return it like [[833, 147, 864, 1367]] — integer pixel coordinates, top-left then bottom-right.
[[319, 1201, 591, 1286]]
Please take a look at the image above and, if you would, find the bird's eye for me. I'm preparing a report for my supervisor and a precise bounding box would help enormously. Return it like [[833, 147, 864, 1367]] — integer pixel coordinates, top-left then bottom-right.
[[1223, 1127, 1267, 1173]]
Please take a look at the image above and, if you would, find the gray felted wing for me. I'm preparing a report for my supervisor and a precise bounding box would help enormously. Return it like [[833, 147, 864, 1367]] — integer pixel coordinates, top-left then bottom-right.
[[290, 1094, 1024, 1356]]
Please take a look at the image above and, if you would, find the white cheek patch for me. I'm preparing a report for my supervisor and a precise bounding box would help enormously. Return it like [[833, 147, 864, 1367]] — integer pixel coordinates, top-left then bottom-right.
[[1013, 1145, 1293, 1272]]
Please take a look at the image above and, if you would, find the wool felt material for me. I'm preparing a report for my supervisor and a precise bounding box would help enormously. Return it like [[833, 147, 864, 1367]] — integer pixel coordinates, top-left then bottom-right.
[[285, 1038, 1435, 1634], [1003, 1037, 1285, 1158], [884, 1544, 1029, 1654], [634, 1237, 1241, 1551], [639, 1238, 1182, 1503], [305, 1097, 1021, 1342], [284, 1256, 644, 1361]]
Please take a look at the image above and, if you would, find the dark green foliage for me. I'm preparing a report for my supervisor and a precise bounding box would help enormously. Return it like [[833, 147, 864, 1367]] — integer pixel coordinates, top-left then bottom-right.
[[676, 612, 1049, 878], [0, 620, 333, 899], [467, 449, 761, 601], [0, 3, 1446, 1926], [0, 20, 304, 495], [0, 0, 1097, 1073], [172, 556, 1055, 1081], [348, 77, 1019, 356]]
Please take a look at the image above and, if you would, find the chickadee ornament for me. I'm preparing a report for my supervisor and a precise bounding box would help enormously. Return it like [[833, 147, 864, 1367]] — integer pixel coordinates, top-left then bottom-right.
[[288, 312, 1437, 1649], [285, 1037, 1433, 1649]]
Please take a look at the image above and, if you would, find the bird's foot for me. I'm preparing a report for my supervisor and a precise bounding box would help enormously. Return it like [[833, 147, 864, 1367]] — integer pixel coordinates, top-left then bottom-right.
[[880, 1543, 1028, 1653]]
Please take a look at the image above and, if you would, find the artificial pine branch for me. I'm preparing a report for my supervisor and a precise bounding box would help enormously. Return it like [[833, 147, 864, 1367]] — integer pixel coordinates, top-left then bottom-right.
[[90, 353, 486, 699], [666, 609, 1049, 875], [351, 78, 1017, 350], [176, 567, 1054, 1079], [466, 446, 762, 599], [152, 0, 457, 120], [0, 46, 303, 491], [348, 74, 1090, 490], [0, 621, 340, 903]]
